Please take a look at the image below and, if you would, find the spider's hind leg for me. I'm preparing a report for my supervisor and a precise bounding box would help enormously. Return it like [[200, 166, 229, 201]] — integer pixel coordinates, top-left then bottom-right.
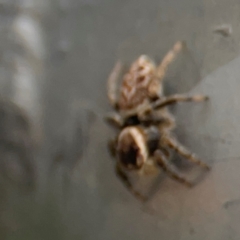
[[157, 41, 185, 81], [107, 61, 122, 109]]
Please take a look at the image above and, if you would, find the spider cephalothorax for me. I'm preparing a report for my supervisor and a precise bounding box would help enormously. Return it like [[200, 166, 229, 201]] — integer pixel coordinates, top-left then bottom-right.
[[117, 126, 148, 170], [106, 41, 210, 201]]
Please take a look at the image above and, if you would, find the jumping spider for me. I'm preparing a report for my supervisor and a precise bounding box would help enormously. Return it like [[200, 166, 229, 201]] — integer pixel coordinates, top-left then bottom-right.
[[105, 41, 210, 201]]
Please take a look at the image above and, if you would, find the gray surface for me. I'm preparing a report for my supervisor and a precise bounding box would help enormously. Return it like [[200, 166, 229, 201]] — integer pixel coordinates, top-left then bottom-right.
[[2, 0, 240, 239], [65, 55, 240, 240]]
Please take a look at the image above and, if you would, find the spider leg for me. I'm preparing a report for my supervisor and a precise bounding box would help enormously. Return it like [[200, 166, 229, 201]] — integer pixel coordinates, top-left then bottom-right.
[[115, 163, 147, 202], [148, 41, 185, 99], [131, 94, 208, 119], [157, 41, 185, 81], [152, 94, 209, 109], [105, 112, 124, 129], [154, 149, 193, 187], [107, 61, 122, 109], [138, 112, 166, 124], [164, 136, 210, 170], [160, 146, 171, 159]]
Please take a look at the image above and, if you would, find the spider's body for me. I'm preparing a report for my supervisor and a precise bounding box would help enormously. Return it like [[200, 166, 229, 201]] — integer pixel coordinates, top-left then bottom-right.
[[106, 41, 210, 201], [118, 55, 159, 111]]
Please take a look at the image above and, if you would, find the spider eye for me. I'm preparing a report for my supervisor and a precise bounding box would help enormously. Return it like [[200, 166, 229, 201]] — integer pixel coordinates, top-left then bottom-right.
[[118, 145, 144, 170], [118, 144, 139, 168], [138, 76, 145, 82], [117, 127, 147, 170]]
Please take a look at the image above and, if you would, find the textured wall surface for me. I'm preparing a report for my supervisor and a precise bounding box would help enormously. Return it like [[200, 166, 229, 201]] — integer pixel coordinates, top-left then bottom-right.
[[1, 0, 240, 239]]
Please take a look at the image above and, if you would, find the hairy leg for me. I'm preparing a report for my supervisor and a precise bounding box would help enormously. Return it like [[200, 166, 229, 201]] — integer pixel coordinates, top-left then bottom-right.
[[147, 41, 185, 99], [105, 112, 124, 129], [157, 41, 185, 81], [116, 163, 147, 201], [152, 94, 208, 109], [154, 149, 193, 187], [164, 136, 210, 170], [125, 94, 208, 119], [107, 61, 122, 109]]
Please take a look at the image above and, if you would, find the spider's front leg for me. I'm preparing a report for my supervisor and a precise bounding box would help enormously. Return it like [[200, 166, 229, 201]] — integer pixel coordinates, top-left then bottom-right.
[[154, 149, 193, 187], [116, 163, 147, 202], [164, 135, 210, 170]]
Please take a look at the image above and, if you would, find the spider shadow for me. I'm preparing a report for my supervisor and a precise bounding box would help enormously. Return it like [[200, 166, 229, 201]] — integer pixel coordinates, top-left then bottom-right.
[[172, 154, 210, 185], [140, 150, 211, 204]]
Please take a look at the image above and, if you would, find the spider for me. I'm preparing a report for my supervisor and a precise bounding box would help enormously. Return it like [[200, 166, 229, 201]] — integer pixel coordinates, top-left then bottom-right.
[[105, 41, 210, 201]]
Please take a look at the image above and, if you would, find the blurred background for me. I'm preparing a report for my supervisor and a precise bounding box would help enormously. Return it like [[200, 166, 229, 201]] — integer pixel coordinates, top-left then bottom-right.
[[1, 0, 240, 239]]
